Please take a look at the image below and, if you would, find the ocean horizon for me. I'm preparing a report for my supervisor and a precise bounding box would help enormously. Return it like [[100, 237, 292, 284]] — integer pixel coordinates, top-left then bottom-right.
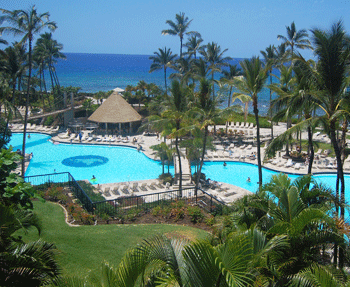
[[54, 52, 272, 115]]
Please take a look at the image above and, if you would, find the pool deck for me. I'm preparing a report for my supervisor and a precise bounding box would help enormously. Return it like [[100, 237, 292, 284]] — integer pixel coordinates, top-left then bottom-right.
[[12, 125, 347, 204]]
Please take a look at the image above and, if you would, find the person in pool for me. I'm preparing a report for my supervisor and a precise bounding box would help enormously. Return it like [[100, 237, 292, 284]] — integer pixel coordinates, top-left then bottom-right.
[[247, 177, 251, 183], [92, 175, 96, 180], [223, 161, 227, 166]]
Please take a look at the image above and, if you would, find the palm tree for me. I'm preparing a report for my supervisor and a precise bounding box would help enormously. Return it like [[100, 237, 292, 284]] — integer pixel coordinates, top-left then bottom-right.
[[149, 47, 177, 95], [161, 12, 197, 58], [199, 42, 232, 97], [184, 34, 203, 59], [277, 21, 312, 64], [0, 6, 57, 176], [261, 45, 278, 138], [169, 55, 192, 84], [191, 79, 235, 193], [260, 174, 342, 277], [309, 21, 350, 267], [35, 32, 65, 95], [161, 80, 188, 193], [220, 64, 242, 107], [233, 57, 268, 188], [0, 203, 60, 286]]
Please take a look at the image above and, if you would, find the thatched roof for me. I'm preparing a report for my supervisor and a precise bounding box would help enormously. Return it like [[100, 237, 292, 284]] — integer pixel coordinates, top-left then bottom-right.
[[88, 92, 142, 123]]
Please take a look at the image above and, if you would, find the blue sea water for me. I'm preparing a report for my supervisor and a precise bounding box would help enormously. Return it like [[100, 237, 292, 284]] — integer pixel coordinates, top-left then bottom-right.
[[54, 53, 274, 115]]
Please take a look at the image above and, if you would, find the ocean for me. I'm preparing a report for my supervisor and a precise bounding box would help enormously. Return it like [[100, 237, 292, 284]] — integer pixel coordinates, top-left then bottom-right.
[[54, 53, 273, 115]]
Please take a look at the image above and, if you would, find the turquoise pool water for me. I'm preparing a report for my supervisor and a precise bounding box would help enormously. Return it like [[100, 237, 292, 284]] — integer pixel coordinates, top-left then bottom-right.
[[9, 133, 170, 184], [8, 133, 350, 194]]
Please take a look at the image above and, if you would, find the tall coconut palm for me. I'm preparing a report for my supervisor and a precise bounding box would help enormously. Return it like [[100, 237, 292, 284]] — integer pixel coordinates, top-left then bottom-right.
[[191, 79, 236, 193], [261, 45, 278, 138], [161, 12, 197, 58], [35, 32, 65, 94], [220, 64, 242, 107], [161, 80, 188, 193], [149, 47, 177, 95], [184, 34, 203, 59], [233, 57, 268, 188], [309, 21, 350, 267], [277, 21, 312, 63], [199, 42, 232, 98], [0, 6, 57, 176]]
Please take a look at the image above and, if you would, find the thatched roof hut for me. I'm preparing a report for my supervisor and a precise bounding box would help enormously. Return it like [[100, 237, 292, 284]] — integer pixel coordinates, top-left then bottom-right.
[[88, 92, 142, 133], [88, 92, 142, 123]]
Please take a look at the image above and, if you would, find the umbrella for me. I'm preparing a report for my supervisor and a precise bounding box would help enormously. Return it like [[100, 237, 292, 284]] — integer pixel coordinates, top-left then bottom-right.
[[113, 87, 124, 93]]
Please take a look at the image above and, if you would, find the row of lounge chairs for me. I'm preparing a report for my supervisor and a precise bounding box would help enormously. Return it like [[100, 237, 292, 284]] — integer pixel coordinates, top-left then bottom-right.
[[101, 181, 169, 198], [10, 123, 59, 133], [227, 122, 255, 129]]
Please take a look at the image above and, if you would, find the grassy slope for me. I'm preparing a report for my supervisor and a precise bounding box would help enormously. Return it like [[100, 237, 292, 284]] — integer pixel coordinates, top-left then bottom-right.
[[21, 200, 209, 278]]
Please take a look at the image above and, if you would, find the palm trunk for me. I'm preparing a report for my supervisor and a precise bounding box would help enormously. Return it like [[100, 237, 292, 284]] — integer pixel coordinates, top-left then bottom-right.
[[195, 127, 208, 195], [164, 67, 167, 95], [307, 124, 314, 175], [253, 98, 262, 188], [269, 72, 274, 138], [329, 124, 345, 268], [175, 131, 182, 196], [228, 87, 232, 108], [21, 37, 33, 176]]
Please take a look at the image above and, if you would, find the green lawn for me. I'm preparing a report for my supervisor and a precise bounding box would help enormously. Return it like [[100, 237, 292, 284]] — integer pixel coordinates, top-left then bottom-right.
[[21, 200, 209, 278]]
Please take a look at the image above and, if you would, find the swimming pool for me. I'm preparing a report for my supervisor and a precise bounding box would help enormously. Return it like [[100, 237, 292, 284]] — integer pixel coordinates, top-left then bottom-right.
[[9, 133, 170, 184], [8, 133, 350, 194]]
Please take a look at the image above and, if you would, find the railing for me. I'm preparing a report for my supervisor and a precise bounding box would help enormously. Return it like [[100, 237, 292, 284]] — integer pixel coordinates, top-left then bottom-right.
[[24, 172, 94, 212], [92, 187, 225, 217], [25, 173, 225, 216]]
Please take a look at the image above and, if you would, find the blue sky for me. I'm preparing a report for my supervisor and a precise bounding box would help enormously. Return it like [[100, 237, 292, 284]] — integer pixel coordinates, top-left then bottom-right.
[[1, 0, 350, 58]]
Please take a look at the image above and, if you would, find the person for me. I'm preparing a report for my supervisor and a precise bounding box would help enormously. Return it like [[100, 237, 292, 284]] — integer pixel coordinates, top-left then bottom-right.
[[92, 175, 96, 180], [133, 137, 137, 144], [223, 161, 227, 166], [78, 132, 82, 142], [27, 133, 31, 139], [247, 177, 251, 183], [30, 152, 33, 158]]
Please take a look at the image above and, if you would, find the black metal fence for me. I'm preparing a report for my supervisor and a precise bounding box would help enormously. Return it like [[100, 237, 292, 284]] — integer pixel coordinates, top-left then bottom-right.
[[92, 187, 225, 217], [25, 173, 225, 216], [24, 172, 94, 212]]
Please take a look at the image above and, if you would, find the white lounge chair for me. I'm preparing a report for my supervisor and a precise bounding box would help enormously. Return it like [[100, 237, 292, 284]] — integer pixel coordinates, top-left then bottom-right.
[[294, 163, 301, 170], [285, 159, 294, 167]]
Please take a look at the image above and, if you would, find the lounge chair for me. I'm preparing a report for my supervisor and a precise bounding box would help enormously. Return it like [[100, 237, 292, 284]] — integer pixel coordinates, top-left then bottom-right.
[[103, 187, 111, 197], [246, 144, 253, 150], [235, 122, 240, 128], [95, 136, 102, 142], [149, 182, 157, 190], [51, 126, 59, 132], [249, 123, 254, 129], [121, 185, 129, 194], [112, 186, 120, 195], [271, 158, 280, 165], [294, 163, 301, 170], [68, 133, 76, 140], [285, 159, 294, 167], [140, 183, 148, 191], [132, 182, 139, 192]]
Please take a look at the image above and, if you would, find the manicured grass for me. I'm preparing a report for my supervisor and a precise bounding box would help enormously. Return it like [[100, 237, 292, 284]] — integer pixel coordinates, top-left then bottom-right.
[[20, 200, 209, 278]]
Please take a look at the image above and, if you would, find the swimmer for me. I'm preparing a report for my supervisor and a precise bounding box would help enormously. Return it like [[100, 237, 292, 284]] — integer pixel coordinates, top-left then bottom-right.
[[92, 175, 96, 180], [223, 161, 227, 166], [27, 134, 31, 139], [247, 177, 251, 183]]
